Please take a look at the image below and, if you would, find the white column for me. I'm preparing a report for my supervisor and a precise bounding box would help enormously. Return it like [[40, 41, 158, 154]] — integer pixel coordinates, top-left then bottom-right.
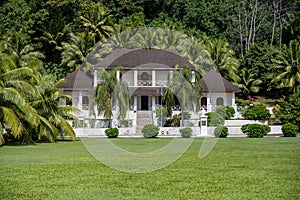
[[152, 70, 156, 86], [116, 70, 120, 80], [93, 69, 98, 87], [134, 70, 138, 86], [169, 71, 173, 79], [134, 96, 138, 111], [207, 93, 212, 112], [152, 96, 156, 111], [232, 92, 237, 112], [78, 91, 83, 110], [192, 71, 195, 82]]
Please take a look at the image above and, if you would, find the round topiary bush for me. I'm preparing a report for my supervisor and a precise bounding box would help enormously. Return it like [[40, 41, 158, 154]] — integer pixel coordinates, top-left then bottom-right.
[[142, 124, 159, 138], [179, 127, 193, 138], [282, 123, 298, 137], [214, 126, 229, 138], [241, 124, 271, 138], [105, 127, 119, 138]]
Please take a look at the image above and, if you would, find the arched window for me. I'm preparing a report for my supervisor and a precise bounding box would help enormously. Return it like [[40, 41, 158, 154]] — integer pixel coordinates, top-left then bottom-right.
[[216, 97, 224, 106], [141, 72, 149, 80], [83, 96, 89, 110], [141, 72, 150, 86]]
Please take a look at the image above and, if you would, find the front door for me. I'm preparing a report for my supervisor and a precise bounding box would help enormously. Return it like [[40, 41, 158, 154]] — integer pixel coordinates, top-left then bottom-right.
[[141, 96, 149, 110]]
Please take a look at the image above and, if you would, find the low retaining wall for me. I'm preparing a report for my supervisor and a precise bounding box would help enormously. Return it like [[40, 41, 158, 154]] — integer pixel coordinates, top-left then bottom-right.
[[224, 120, 268, 126], [74, 125, 283, 137]]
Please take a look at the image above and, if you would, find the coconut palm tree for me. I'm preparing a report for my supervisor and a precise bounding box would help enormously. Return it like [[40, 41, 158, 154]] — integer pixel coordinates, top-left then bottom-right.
[[61, 32, 95, 72], [79, 2, 115, 44], [163, 66, 203, 123], [30, 74, 78, 142], [0, 52, 39, 145], [2, 29, 44, 68], [90, 66, 130, 127], [271, 39, 300, 93], [235, 68, 263, 97], [201, 38, 240, 82]]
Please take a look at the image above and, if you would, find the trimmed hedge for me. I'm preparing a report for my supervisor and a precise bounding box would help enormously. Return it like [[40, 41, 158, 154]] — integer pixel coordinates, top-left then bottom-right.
[[179, 127, 193, 138], [214, 126, 228, 138], [142, 124, 159, 138], [105, 127, 119, 138], [242, 104, 271, 120], [241, 124, 270, 138], [282, 123, 298, 137]]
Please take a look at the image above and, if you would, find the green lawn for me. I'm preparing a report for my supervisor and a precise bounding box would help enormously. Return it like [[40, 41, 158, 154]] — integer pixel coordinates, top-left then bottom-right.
[[0, 138, 299, 200]]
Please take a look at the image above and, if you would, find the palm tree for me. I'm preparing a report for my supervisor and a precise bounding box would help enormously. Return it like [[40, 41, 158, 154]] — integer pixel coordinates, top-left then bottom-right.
[[235, 68, 263, 97], [61, 32, 95, 72], [163, 66, 203, 124], [0, 53, 39, 144], [2, 29, 44, 68], [201, 38, 240, 82], [180, 36, 213, 75], [30, 74, 78, 142], [79, 2, 115, 44], [90, 67, 130, 127], [271, 39, 300, 93]]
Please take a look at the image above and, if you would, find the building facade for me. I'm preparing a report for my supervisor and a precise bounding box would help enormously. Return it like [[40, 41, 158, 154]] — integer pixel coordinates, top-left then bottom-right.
[[58, 49, 240, 129]]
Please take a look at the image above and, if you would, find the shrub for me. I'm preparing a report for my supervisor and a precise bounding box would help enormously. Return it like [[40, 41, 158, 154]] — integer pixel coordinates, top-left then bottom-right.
[[156, 108, 168, 126], [214, 126, 228, 138], [216, 105, 235, 120], [205, 112, 225, 126], [241, 124, 271, 138], [275, 92, 300, 128], [142, 124, 159, 138], [242, 103, 271, 120], [105, 127, 119, 138], [179, 127, 193, 138], [282, 123, 298, 137]]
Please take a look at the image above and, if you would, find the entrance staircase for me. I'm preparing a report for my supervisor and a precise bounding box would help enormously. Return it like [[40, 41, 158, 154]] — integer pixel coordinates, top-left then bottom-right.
[[136, 111, 153, 135]]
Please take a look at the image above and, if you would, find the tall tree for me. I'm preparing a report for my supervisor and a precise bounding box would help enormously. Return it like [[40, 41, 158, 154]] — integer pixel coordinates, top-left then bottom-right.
[[78, 2, 115, 44], [163, 66, 203, 119], [61, 32, 95, 73], [91, 67, 130, 127], [30, 74, 78, 142], [235, 68, 263, 97], [0, 52, 38, 144], [271, 39, 300, 93], [201, 38, 240, 82]]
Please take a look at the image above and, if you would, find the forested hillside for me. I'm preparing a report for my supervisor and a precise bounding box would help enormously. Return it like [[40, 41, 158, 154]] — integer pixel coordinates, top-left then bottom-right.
[[1, 0, 299, 95]]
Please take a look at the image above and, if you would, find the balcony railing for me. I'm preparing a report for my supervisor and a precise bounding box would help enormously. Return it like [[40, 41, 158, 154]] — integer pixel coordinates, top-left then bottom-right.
[[135, 80, 168, 87]]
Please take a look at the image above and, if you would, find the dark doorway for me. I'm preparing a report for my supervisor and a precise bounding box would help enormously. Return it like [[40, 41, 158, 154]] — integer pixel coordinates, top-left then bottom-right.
[[141, 96, 148, 110], [201, 97, 207, 108]]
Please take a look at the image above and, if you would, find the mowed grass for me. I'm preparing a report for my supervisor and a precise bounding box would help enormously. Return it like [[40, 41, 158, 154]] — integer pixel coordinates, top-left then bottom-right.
[[0, 138, 299, 200]]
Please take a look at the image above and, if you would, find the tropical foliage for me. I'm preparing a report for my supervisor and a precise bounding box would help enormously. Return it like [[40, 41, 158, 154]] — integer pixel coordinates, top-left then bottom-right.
[[90, 67, 130, 127], [271, 40, 300, 93]]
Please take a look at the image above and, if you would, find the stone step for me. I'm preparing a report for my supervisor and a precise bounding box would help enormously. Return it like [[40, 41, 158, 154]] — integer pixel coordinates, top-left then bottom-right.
[[136, 111, 154, 135]]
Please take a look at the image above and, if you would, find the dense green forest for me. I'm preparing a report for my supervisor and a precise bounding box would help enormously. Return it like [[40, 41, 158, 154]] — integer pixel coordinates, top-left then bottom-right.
[[0, 0, 299, 144]]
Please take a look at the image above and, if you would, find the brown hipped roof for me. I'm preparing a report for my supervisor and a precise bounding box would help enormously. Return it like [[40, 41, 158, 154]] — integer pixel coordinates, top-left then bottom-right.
[[58, 70, 93, 90], [199, 70, 241, 92], [95, 49, 195, 70]]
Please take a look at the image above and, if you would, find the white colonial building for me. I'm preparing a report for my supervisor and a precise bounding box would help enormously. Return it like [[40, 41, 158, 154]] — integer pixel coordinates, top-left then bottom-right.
[[58, 49, 240, 134]]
